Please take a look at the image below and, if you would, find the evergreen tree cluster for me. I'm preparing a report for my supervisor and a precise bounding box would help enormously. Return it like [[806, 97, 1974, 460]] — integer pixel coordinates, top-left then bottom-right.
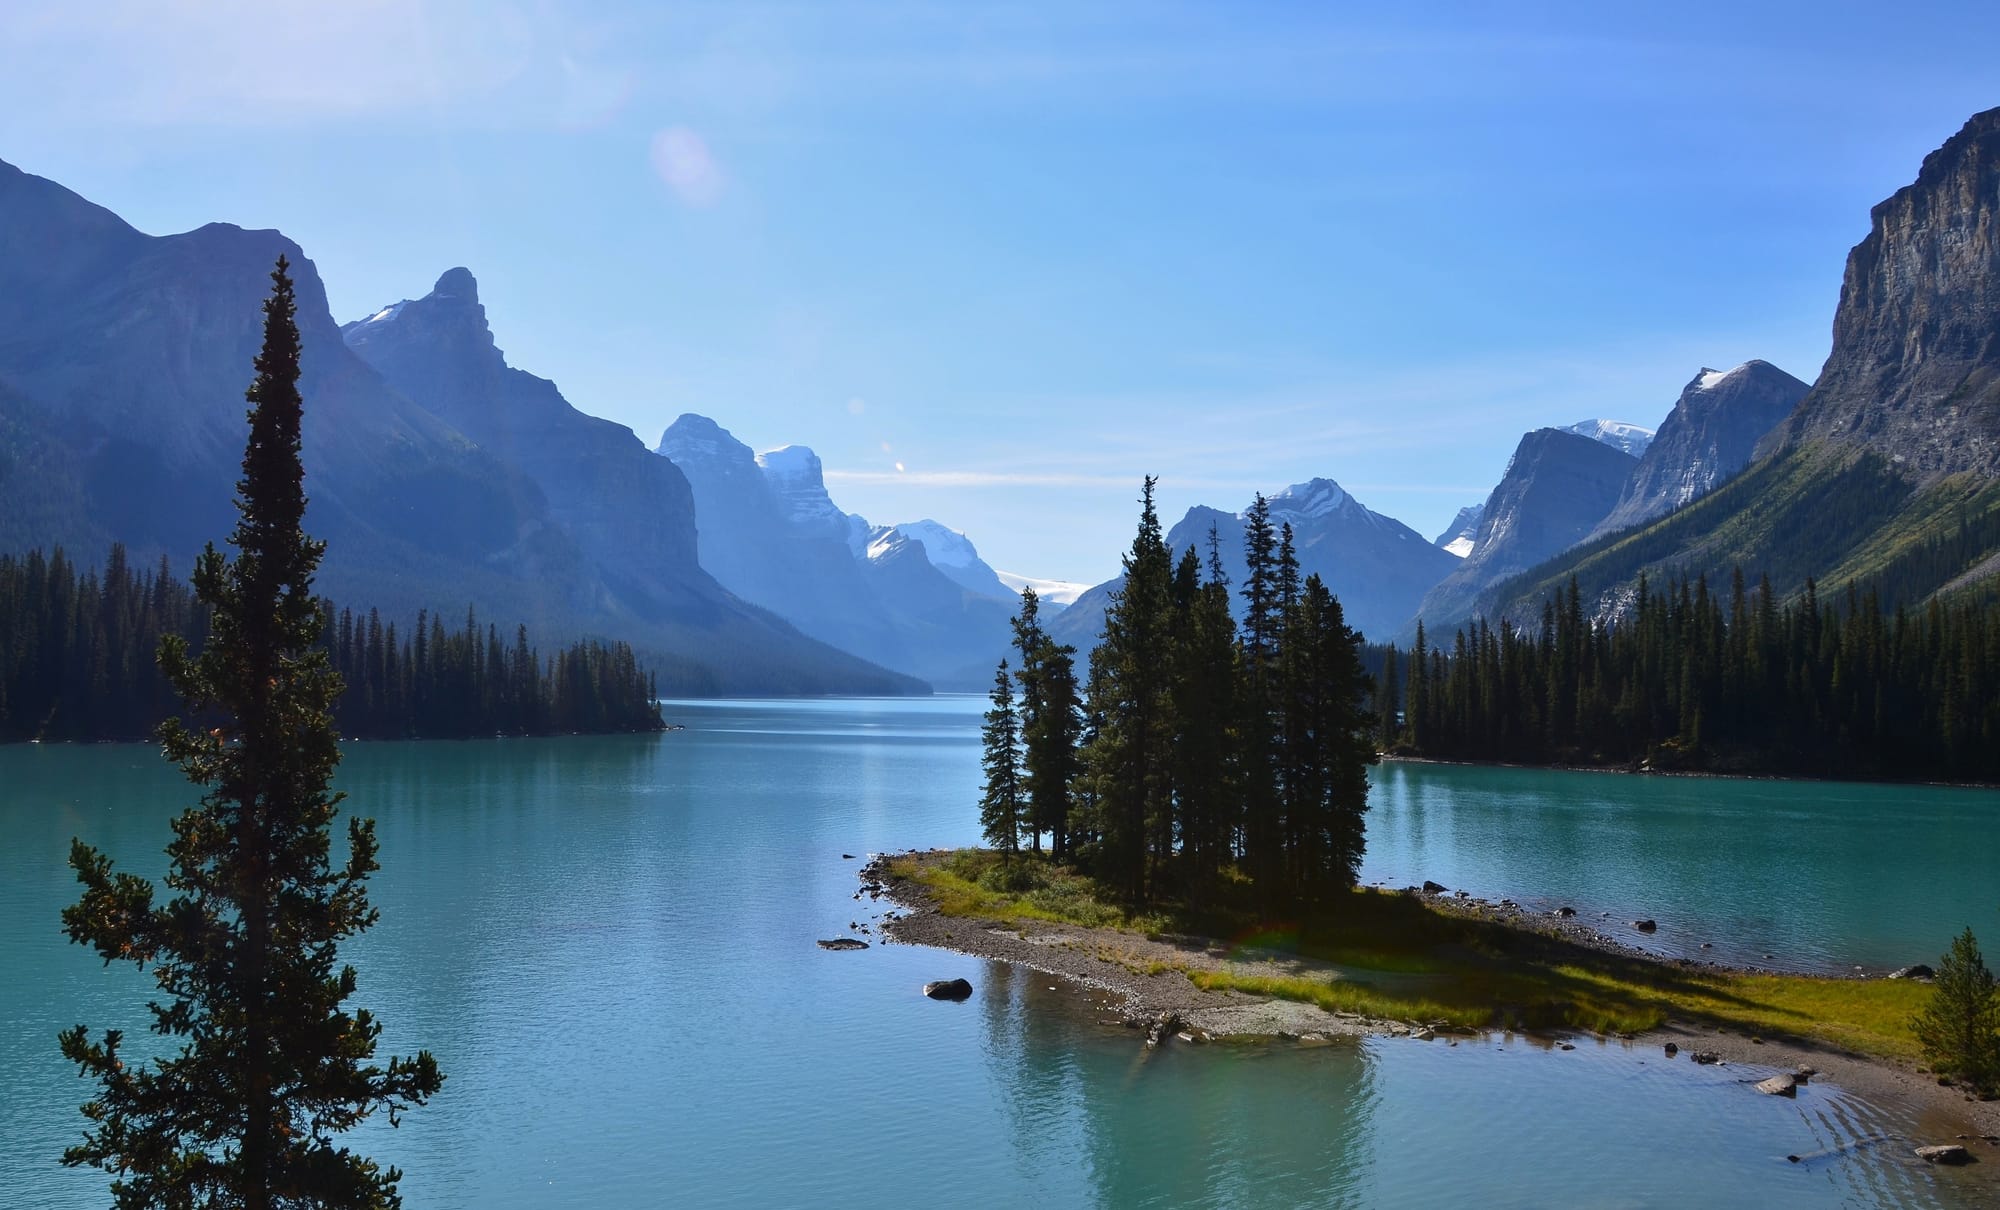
[[982, 480, 1377, 909], [322, 604, 663, 738], [1391, 571, 2000, 781], [0, 544, 665, 742]]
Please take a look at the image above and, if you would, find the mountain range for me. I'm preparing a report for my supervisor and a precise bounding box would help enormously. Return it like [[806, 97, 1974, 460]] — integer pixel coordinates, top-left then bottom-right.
[[656, 415, 1017, 688], [5, 105, 1997, 688], [0, 160, 916, 695]]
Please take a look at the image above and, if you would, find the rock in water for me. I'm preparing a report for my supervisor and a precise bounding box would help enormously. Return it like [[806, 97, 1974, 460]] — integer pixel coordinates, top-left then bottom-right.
[[923, 978, 973, 1001], [1755, 1074, 1798, 1097], [817, 938, 868, 951], [1422, 880, 1448, 895], [1663, 1042, 1679, 1058], [1690, 1051, 1723, 1066], [1915, 1144, 1972, 1165], [1890, 964, 1936, 980], [1633, 919, 1658, 932]]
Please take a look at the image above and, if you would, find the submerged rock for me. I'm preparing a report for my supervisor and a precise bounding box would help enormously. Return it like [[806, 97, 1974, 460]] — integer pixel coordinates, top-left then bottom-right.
[[817, 938, 869, 950], [923, 978, 973, 1000]]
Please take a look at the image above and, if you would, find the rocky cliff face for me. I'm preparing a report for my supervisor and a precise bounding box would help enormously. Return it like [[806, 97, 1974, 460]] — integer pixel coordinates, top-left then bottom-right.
[[1590, 360, 1810, 539], [1474, 109, 2000, 629], [343, 269, 703, 607], [1767, 106, 2000, 476], [1414, 428, 1637, 629]]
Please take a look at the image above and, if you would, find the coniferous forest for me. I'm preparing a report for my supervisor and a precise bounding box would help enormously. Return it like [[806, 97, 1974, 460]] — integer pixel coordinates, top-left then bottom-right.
[[0, 544, 665, 741], [1383, 571, 2000, 783], [983, 479, 1377, 910]]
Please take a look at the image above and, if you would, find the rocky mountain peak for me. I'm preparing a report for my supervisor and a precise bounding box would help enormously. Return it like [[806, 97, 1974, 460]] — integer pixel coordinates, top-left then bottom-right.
[[1589, 359, 1810, 540], [1768, 107, 2000, 476], [432, 266, 478, 302], [658, 413, 757, 470], [342, 266, 500, 375], [1263, 478, 1353, 522]]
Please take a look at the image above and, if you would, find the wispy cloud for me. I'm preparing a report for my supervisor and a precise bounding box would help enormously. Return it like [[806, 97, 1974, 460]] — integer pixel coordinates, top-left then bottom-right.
[[0, 0, 620, 127]]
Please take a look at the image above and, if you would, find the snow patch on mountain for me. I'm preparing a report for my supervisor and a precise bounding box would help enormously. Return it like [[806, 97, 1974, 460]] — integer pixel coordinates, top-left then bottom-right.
[[868, 519, 1011, 598], [996, 571, 1090, 608], [757, 444, 856, 532], [1560, 419, 1656, 458], [1258, 478, 1352, 523], [1433, 502, 1485, 558], [1696, 364, 1748, 391]]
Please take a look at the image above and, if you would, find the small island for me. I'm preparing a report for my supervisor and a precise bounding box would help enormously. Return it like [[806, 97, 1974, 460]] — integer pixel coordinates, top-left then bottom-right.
[[868, 847, 2000, 1154]]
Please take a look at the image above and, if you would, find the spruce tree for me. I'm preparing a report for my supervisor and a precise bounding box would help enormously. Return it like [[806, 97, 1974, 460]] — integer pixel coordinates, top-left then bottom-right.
[[1911, 927, 2000, 1097], [1083, 477, 1176, 902], [59, 258, 442, 1209], [1011, 589, 1081, 860], [979, 659, 1025, 858]]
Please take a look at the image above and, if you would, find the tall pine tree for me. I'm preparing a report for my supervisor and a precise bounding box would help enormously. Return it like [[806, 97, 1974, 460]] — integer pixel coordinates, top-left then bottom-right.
[[59, 258, 442, 1209]]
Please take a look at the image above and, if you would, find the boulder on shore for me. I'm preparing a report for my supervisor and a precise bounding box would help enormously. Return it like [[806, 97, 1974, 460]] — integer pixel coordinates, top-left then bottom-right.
[[1890, 964, 1936, 980], [1422, 880, 1448, 895], [923, 978, 974, 1001], [1915, 1144, 1972, 1165], [817, 938, 869, 951]]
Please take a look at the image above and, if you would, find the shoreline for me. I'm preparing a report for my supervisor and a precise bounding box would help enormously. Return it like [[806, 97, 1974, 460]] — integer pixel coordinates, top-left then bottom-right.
[[862, 851, 2000, 1163], [1378, 751, 2000, 793]]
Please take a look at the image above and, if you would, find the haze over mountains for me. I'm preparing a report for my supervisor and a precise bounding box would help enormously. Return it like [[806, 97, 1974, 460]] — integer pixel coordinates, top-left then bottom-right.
[[0, 160, 917, 695], [657, 414, 1017, 688], [4, 105, 1998, 688]]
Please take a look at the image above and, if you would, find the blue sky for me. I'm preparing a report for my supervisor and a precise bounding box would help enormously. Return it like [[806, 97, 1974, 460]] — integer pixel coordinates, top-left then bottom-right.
[[4, 2, 1996, 584]]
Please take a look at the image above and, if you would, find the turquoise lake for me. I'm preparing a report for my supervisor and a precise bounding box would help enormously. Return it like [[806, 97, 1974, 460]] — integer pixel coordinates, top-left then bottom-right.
[[3, 695, 1997, 1207]]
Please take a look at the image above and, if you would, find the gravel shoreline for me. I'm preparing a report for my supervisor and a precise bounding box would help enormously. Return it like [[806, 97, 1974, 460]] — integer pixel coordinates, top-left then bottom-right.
[[858, 850, 2000, 1165]]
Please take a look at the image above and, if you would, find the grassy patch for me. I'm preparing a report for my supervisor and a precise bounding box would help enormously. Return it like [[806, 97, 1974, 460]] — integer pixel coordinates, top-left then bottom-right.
[[886, 849, 1935, 1060]]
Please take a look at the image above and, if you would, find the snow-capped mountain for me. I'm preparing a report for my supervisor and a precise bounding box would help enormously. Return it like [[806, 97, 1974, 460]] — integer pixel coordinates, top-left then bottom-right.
[[1560, 419, 1656, 459], [868, 519, 1013, 598]]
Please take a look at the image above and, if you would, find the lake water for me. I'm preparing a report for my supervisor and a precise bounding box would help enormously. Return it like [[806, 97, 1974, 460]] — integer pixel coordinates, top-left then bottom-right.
[[3, 696, 1996, 1208]]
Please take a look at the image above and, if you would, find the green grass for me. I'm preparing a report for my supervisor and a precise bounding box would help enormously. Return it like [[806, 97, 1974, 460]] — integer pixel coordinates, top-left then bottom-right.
[[886, 849, 1935, 1060]]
